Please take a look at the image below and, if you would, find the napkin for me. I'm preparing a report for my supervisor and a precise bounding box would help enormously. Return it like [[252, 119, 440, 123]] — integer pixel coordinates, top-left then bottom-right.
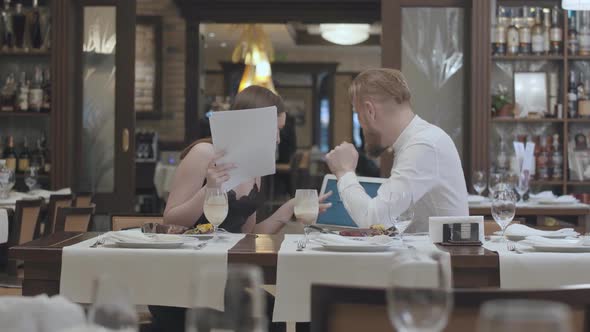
[[528, 191, 556, 201], [504, 224, 579, 238], [0, 208, 8, 244], [29, 188, 72, 200], [312, 234, 393, 246], [467, 195, 486, 203], [104, 230, 183, 244], [555, 195, 578, 203], [520, 236, 587, 247]]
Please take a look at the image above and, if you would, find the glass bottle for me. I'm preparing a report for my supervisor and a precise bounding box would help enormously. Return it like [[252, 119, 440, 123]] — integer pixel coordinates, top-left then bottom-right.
[[39, 4, 49, 50], [16, 71, 27, 112], [519, 7, 532, 54], [11, 1, 24, 50], [569, 70, 578, 118], [40, 133, 49, 174], [544, 8, 552, 54], [17, 136, 29, 173], [552, 134, 563, 180], [568, 11, 579, 56], [41, 68, 50, 112], [493, 7, 507, 55], [532, 8, 545, 55], [550, 6, 563, 55], [1, 0, 13, 50], [28, 66, 42, 112], [497, 138, 509, 173], [0, 73, 16, 112], [29, 0, 41, 50], [507, 8, 520, 55], [3, 135, 16, 172], [579, 11, 590, 56]]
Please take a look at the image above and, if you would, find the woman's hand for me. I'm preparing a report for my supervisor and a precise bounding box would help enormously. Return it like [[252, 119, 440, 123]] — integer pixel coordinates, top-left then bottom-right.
[[205, 151, 236, 188], [319, 191, 333, 213]]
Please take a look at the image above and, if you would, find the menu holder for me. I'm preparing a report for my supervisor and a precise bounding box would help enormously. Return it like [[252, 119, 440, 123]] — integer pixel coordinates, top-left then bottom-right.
[[437, 223, 482, 246]]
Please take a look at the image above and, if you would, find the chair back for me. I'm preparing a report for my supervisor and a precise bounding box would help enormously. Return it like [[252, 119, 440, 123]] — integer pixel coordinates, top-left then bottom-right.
[[110, 214, 164, 231], [8, 199, 43, 245], [73, 192, 94, 207], [53, 205, 95, 233], [311, 285, 590, 332], [46, 194, 73, 234]]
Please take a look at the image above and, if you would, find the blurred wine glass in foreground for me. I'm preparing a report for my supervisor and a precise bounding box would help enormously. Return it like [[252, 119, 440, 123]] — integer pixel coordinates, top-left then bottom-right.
[[87, 274, 138, 331]]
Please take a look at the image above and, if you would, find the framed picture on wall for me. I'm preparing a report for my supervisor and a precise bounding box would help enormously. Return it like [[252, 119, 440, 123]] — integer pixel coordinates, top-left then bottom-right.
[[135, 16, 163, 119]]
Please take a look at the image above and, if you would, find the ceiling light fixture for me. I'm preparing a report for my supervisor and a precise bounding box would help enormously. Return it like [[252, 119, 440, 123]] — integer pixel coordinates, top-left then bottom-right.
[[319, 24, 370, 45], [232, 24, 276, 93], [562, 0, 590, 10]]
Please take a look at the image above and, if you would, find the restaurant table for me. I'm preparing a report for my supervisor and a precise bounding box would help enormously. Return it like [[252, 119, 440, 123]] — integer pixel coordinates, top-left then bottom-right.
[[9, 232, 500, 297], [470, 203, 590, 232]]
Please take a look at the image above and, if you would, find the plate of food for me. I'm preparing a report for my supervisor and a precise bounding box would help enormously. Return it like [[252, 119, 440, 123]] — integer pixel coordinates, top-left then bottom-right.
[[182, 223, 215, 240]]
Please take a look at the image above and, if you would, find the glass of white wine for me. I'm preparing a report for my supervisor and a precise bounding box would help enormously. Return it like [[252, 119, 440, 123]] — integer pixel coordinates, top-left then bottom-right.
[[294, 189, 319, 225], [204, 188, 228, 241]]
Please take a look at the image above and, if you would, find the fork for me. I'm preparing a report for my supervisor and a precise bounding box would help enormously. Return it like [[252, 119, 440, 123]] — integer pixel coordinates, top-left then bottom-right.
[[193, 242, 208, 250], [507, 241, 523, 254], [296, 238, 307, 251]]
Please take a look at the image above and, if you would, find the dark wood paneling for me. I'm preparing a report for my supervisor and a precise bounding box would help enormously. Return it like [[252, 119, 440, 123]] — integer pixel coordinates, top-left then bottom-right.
[[185, 20, 200, 143], [381, 0, 401, 69]]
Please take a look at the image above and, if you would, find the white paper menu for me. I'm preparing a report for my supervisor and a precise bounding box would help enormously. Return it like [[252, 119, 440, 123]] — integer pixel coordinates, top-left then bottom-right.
[[209, 106, 277, 192]]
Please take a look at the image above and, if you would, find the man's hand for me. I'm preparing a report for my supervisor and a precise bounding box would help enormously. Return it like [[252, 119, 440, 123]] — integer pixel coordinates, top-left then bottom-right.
[[325, 142, 359, 179]]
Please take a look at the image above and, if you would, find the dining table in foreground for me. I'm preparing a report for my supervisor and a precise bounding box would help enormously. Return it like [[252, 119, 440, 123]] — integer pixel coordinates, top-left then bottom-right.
[[9, 232, 500, 297]]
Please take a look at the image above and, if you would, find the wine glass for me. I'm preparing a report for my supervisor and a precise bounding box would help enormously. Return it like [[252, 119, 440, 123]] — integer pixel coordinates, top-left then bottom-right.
[[387, 251, 453, 332], [294, 189, 319, 225], [87, 274, 138, 331], [0, 161, 15, 200], [491, 189, 517, 242], [488, 172, 502, 199], [472, 170, 487, 196], [379, 192, 414, 247], [516, 170, 530, 203], [204, 188, 228, 241], [186, 264, 267, 332], [478, 300, 572, 332], [24, 166, 38, 192]]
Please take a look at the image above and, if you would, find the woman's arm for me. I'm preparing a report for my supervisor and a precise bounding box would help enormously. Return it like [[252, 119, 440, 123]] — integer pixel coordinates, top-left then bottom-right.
[[163, 143, 234, 227]]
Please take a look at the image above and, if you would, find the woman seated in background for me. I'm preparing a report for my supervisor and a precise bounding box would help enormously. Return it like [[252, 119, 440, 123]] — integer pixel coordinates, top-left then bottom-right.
[[153, 85, 329, 332], [164, 85, 330, 233]]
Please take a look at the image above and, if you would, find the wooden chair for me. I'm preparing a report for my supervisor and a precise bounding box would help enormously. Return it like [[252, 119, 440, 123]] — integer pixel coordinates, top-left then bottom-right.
[[53, 205, 95, 233], [5, 199, 43, 275], [73, 192, 94, 207], [110, 214, 164, 231], [311, 285, 590, 332], [46, 194, 73, 235]]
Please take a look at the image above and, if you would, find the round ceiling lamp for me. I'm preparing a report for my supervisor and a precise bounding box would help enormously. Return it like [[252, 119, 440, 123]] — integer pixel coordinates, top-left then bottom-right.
[[562, 0, 590, 10], [319, 24, 371, 45]]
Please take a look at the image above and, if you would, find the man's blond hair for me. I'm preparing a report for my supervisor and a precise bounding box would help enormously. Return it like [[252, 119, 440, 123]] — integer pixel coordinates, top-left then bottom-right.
[[349, 68, 412, 106]]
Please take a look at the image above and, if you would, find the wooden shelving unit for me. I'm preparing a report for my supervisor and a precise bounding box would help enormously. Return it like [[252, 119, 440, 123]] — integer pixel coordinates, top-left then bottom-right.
[[492, 117, 564, 123], [492, 55, 564, 61], [0, 111, 50, 117]]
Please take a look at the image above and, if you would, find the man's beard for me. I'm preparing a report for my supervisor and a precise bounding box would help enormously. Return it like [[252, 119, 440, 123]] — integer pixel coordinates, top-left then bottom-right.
[[363, 130, 387, 158]]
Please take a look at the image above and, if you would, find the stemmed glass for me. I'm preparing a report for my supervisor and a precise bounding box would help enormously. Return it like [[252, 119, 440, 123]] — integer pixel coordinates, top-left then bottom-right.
[[186, 264, 267, 332], [491, 189, 517, 242], [294, 189, 319, 225], [204, 188, 228, 241], [378, 192, 414, 247], [24, 166, 39, 192], [387, 251, 453, 332], [0, 160, 15, 200], [478, 300, 572, 332], [515, 170, 530, 203], [87, 274, 138, 331], [488, 172, 502, 199], [472, 170, 487, 196]]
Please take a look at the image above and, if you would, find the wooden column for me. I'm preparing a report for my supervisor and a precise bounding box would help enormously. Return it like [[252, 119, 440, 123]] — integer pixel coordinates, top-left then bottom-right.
[[185, 20, 200, 144], [469, 0, 491, 186], [381, 0, 402, 70]]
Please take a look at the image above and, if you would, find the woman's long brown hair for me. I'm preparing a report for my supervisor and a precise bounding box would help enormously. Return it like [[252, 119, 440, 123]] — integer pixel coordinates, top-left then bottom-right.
[[180, 85, 286, 160]]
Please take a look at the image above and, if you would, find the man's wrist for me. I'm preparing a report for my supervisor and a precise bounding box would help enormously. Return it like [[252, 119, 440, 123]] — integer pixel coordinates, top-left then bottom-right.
[[335, 170, 354, 180]]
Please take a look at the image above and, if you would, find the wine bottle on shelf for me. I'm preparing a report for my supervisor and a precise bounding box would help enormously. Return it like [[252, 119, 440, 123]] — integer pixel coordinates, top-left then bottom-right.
[[544, 8, 552, 54], [1, 73, 16, 112], [497, 137, 510, 173], [1, 0, 13, 50], [579, 11, 590, 56], [3, 136, 17, 172], [11, 1, 23, 50], [493, 6, 507, 55], [29, 0, 41, 50], [568, 11, 579, 56], [41, 68, 50, 112], [507, 8, 520, 56], [579, 72, 590, 117], [18, 136, 29, 173], [40, 133, 50, 174], [28, 66, 42, 112], [550, 6, 563, 55], [537, 137, 549, 180], [16, 71, 27, 112], [569, 70, 579, 118], [552, 134, 563, 180], [519, 6, 532, 54], [532, 7, 545, 55]]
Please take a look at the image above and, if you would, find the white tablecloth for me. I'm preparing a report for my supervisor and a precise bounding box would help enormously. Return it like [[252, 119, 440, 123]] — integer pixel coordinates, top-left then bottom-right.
[[60, 233, 245, 309], [0, 208, 8, 244], [154, 163, 176, 200], [483, 241, 590, 289], [273, 234, 446, 322], [0, 188, 71, 209]]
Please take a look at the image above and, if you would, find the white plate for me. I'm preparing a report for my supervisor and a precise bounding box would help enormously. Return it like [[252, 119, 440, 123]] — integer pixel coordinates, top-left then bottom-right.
[[182, 234, 214, 240], [319, 244, 393, 252], [114, 241, 185, 249], [531, 244, 590, 253], [537, 200, 577, 205], [500, 233, 571, 241]]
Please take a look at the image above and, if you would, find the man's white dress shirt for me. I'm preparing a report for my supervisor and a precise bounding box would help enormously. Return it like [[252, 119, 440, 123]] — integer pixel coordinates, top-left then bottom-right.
[[337, 115, 468, 233]]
